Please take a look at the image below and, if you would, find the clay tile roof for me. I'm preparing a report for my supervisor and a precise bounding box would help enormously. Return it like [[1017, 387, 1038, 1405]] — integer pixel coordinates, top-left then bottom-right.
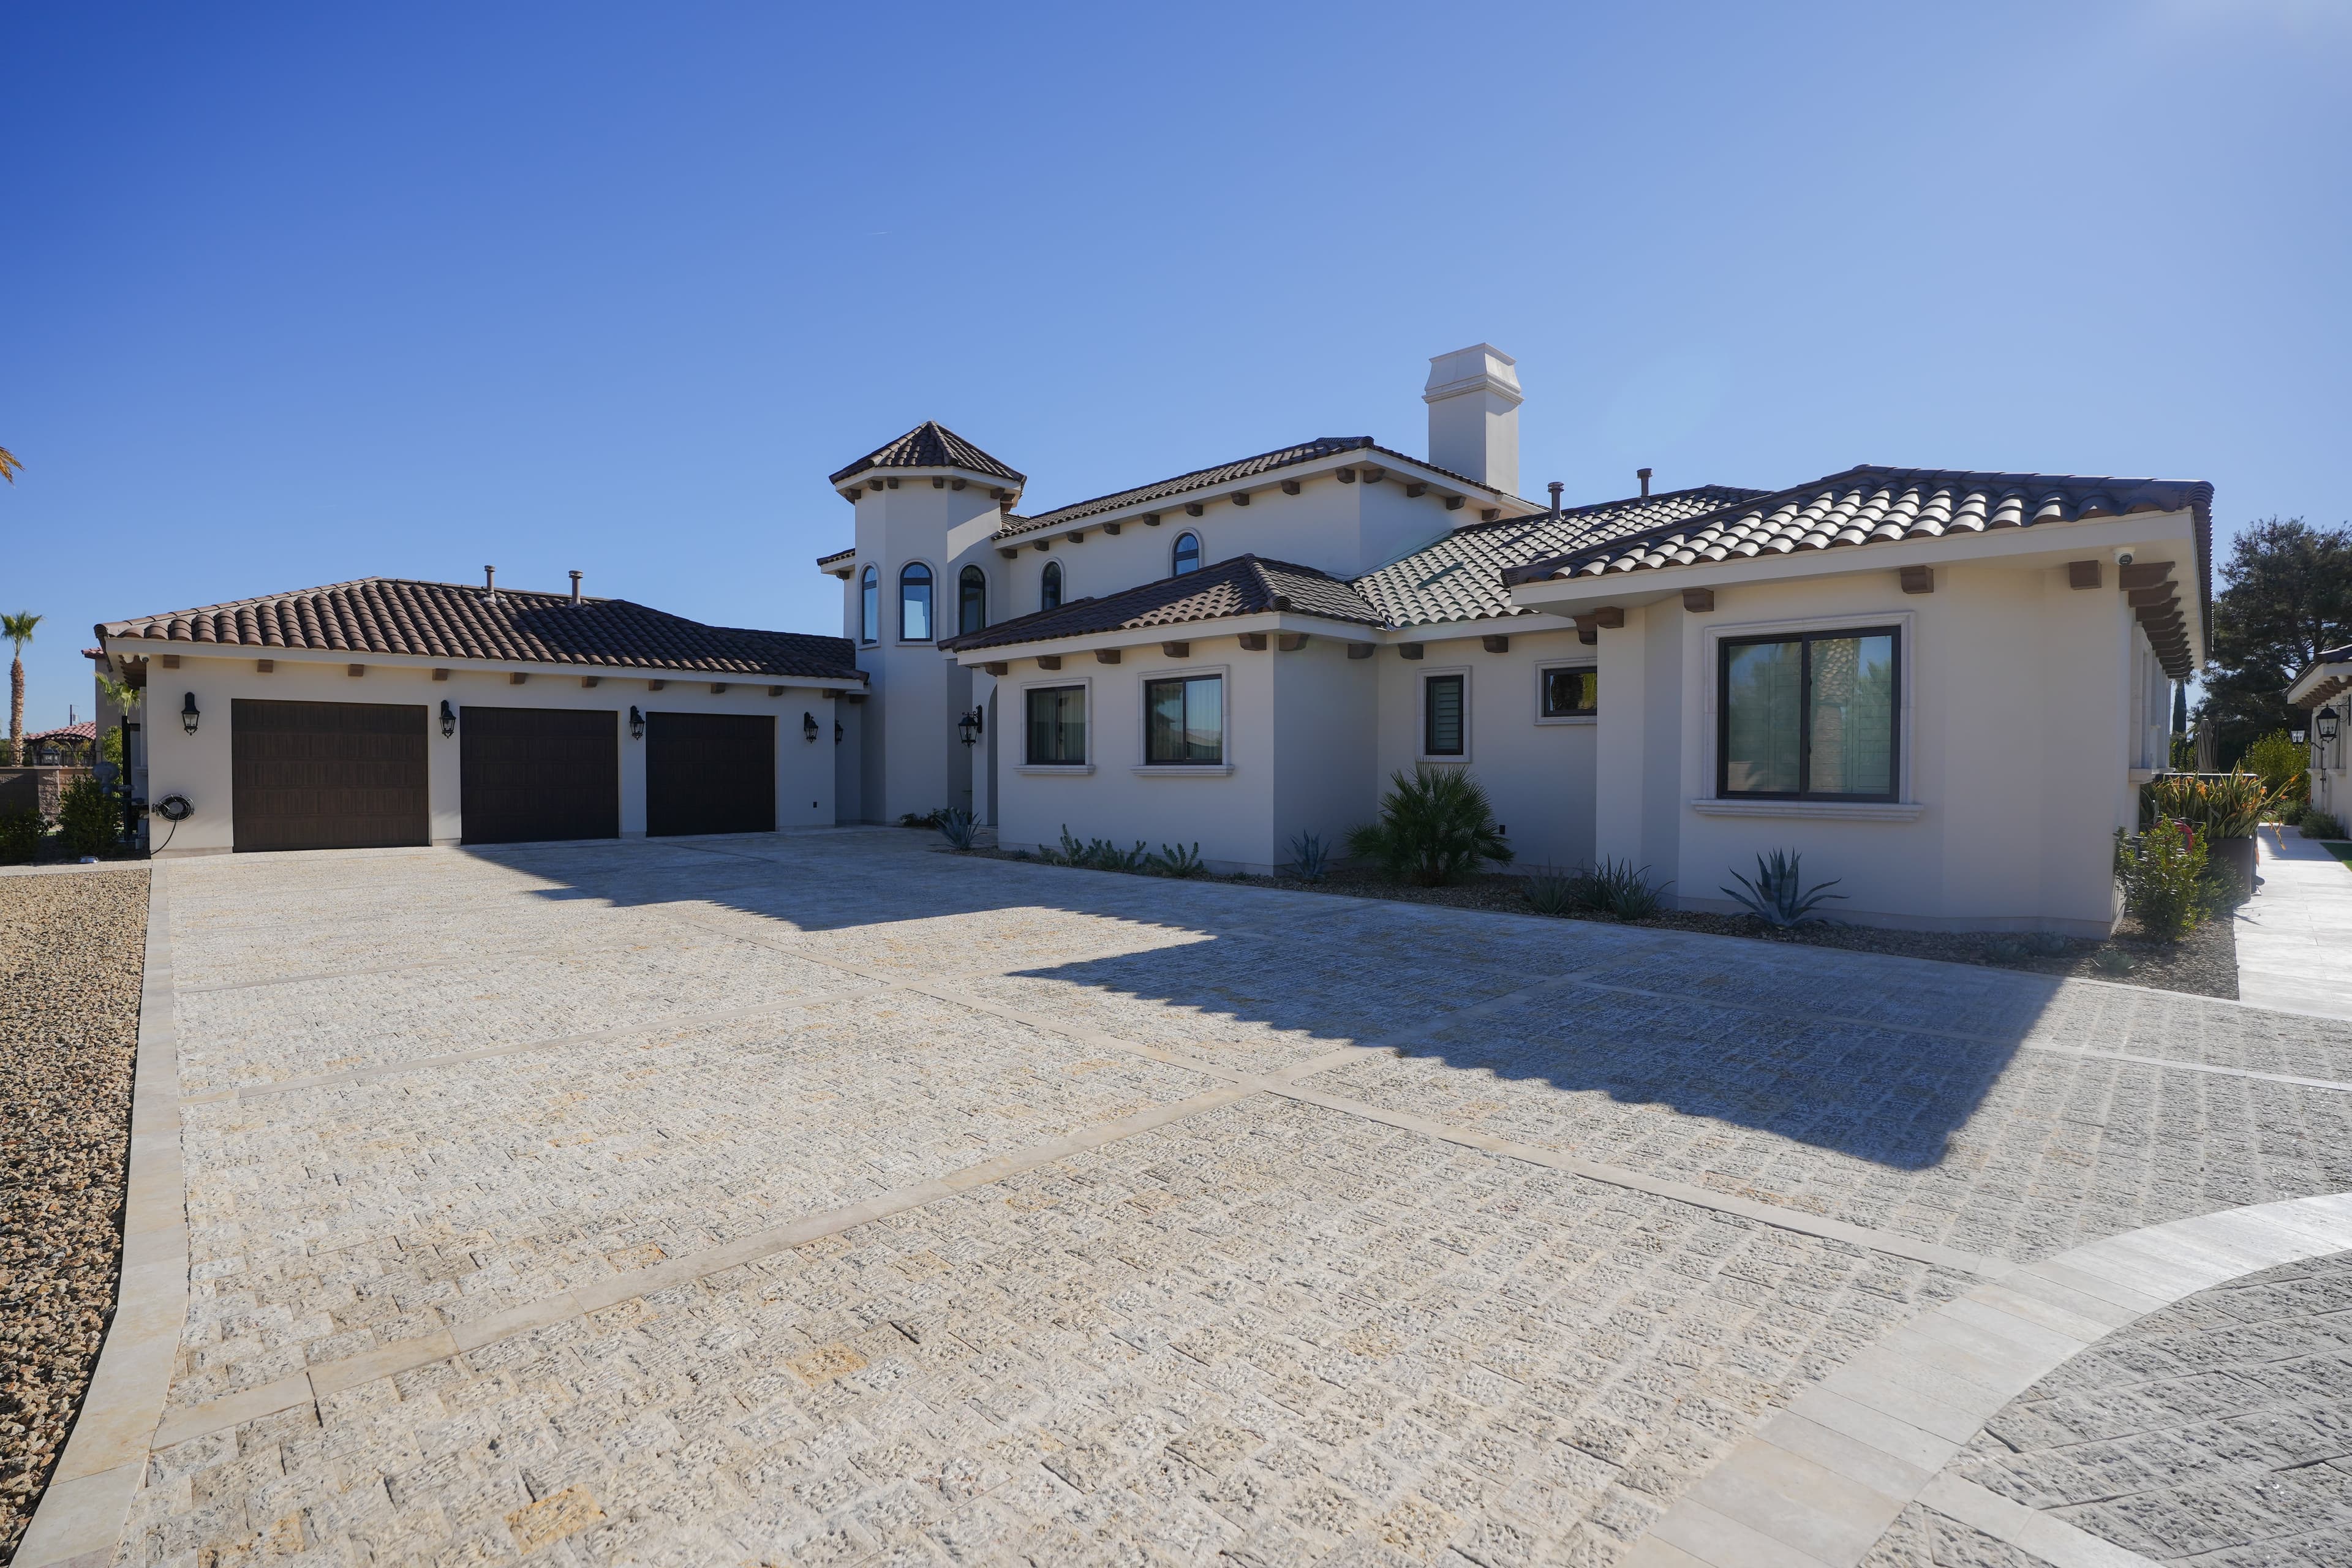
[[815, 546, 856, 570], [96, 579, 865, 682], [828, 421, 1025, 487], [1503, 465, 2215, 679], [24, 722, 97, 744], [941, 554, 1382, 652], [996, 437, 1506, 540], [1355, 485, 1766, 629]]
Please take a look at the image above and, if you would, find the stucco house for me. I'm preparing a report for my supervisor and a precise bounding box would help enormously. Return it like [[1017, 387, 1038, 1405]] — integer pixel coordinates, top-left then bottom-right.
[[91, 574, 864, 854], [2288, 643, 2350, 822], [825, 345, 2210, 935]]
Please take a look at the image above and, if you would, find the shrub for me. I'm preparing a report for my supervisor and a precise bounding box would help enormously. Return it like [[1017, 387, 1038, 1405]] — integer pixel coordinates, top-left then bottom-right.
[[2301, 810, 2347, 840], [2140, 772, 2275, 840], [1574, 858, 1668, 920], [2092, 947, 2136, 975], [1150, 842, 1207, 877], [1521, 865, 1579, 917], [2120, 820, 2207, 941], [57, 777, 119, 858], [2241, 730, 2310, 805], [1721, 850, 1847, 929], [933, 807, 978, 851], [0, 807, 43, 864], [1345, 767, 1512, 886], [1284, 832, 1330, 883]]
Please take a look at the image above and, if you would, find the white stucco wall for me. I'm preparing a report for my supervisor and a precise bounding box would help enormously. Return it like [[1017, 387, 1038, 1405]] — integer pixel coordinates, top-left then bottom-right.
[[118, 649, 842, 856]]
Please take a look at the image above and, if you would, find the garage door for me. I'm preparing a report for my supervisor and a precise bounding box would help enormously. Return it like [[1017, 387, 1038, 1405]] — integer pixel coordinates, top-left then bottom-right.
[[231, 699, 429, 853], [646, 712, 774, 837], [459, 706, 619, 845]]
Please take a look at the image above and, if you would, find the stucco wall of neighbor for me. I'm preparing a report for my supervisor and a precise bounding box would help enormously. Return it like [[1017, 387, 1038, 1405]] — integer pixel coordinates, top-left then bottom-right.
[[116, 651, 839, 856], [1588, 561, 2144, 935], [989, 640, 1303, 874], [1372, 628, 1601, 874]]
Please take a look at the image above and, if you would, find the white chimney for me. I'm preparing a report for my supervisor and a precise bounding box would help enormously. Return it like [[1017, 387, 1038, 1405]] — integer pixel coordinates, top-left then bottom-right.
[[1423, 344, 1522, 497]]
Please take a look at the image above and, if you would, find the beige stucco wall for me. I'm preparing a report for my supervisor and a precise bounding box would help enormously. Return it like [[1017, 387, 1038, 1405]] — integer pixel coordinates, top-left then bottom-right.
[[117, 648, 842, 856]]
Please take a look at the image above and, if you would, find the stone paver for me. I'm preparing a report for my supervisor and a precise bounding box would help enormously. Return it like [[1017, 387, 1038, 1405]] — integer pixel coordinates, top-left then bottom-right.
[[2235, 829, 2352, 1022], [80, 828, 2352, 1567]]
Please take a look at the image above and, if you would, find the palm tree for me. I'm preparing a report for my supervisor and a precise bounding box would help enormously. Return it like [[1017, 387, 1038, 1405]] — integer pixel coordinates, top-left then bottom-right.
[[0, 447, 18, 484], [5, 611, 40, 766]]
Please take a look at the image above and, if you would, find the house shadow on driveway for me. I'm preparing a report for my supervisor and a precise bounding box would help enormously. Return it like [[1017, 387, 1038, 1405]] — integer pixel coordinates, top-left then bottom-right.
[[471, 827, 2064, 1176]]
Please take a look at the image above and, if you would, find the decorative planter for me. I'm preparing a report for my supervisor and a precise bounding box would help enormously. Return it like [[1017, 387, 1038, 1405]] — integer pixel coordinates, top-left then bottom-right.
[[2211, 834, 2258, 899]]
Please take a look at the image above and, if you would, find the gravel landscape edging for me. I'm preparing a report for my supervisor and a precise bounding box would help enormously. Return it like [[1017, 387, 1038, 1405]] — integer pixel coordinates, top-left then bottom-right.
[[11, 866, 185, 1568]]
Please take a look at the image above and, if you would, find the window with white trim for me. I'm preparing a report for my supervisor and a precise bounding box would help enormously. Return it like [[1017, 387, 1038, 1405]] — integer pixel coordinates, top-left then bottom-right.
[[1171, 531, 1201, 575], [1717, 627, 1898, 800], [1144, 675, 1223, 764], [1423, 673, 1466, 757], [899, 563, 933, 641], [858, 565, 878, 645], [1041, 560, 1064, 611], [1539, 666, 1596, 718], [1025, 685, 1086, 764]]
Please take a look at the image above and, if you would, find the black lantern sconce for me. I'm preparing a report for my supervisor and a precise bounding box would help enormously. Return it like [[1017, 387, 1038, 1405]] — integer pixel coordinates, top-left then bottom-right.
[[440, 700, 457, 738], [956, 706, 984, 747], [179, 692, 200, 735], [2320, 706, 2342, 745], [628, 705, 646, 741], [835, 720, 844, 745], [802, 712, 820, 743]]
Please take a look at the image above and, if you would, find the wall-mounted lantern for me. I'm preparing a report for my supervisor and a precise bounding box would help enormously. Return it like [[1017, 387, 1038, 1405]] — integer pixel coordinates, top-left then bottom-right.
[[956, 707, 984, 747], [802, 711, 820, 743], [835, 720, 844, 745], [440, 700, 457, 738], [2320, 706, 2342, 745], [628, 705, 646, 740], [179, 692, 200, 735]]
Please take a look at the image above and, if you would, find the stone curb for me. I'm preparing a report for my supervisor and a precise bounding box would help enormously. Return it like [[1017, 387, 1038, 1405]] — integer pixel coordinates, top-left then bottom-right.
[[1624, 1192, 2352, 1568], [15, 866, 187, 1568]]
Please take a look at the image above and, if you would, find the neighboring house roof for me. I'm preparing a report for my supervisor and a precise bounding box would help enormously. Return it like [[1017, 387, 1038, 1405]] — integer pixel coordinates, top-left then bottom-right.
[[1357, 485, 1766, 629], [827, 421, 1025, 487], [942, 554, 1382, 652], [997, 436, 1507, 540], [25, 722, 97, 745], [97, 579, 866, 682], [2288, 643, 2352, 708]]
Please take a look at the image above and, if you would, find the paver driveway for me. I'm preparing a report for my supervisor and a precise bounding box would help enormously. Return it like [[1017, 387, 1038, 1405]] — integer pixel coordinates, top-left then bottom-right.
[[116, 829, 2352, 1567]]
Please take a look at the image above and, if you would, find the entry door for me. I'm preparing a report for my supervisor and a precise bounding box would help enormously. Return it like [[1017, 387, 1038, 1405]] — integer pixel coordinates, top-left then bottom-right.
[[646, 712, 775, 837], [459, 706, 620, 845], [230, 699, 429, 853]]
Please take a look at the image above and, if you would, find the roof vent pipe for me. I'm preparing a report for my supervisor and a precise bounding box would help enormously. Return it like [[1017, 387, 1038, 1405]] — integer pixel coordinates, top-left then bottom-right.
[[1638, 468, 1653, 499], [1547, 481, 1563, 519], [570, 570, 583, 605], [483, 565, 498, 603]]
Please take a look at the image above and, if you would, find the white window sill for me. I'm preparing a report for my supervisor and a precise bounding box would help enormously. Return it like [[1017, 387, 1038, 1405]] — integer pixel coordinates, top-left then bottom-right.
[[1688, 797, 1924, 821], [2128, 767, 2157, 784], [1534, 715, 1597, 726], [1017, 764, 1095, 776], [1131, 764, 1235, 777]]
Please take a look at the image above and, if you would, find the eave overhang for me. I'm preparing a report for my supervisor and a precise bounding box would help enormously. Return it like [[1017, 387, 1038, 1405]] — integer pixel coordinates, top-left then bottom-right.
[[97, 636, 869, 692]]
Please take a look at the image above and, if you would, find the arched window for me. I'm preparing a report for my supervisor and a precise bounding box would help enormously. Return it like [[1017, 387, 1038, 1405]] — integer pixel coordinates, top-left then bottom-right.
[[959, 565, 987, 636], [1172, 531, 1202, 575], [1041, 560, 1064, 611], [900, 563, 933, 641], [859, 565, 878, 644]]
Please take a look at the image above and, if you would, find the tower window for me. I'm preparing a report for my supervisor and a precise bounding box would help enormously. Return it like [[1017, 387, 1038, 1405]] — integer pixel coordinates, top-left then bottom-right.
[[900, 563, 933, 641], [959, 566, 987, 636], [1172, 531, 1202, 575], [1041, 560, 1064, 611], [859, 565, 878, 645]]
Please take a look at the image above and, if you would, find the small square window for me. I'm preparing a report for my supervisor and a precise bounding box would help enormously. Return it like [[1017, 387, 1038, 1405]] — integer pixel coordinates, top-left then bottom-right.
[[1025, 685, 1087, 764], [1540, 667, 1596, 718], [1145, 675, 1223, 764], [1423, 674, 1465, 756]]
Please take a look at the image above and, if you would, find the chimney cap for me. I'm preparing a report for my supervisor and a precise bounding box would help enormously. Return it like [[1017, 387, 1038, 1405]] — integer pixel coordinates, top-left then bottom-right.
[[1423, 344, 1524, 408]]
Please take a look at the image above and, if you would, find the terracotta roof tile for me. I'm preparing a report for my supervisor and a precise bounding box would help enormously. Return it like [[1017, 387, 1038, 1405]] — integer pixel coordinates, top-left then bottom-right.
[[97, 579, 865, 682], [942, 554, 1381, 652], [828, 421, 1024, 486]]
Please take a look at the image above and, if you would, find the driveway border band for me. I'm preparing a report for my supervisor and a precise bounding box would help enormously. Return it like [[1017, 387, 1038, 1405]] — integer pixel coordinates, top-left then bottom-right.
[[1623, 1191, 2352, 1568], [15, 865, 188, 1568]]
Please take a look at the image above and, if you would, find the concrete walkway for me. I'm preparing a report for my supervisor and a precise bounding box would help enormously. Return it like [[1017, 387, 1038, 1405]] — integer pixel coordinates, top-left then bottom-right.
[[2234, 827, 2352, 1020]]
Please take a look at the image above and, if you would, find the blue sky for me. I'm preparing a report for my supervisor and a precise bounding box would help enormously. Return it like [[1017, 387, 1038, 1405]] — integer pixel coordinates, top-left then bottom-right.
[[4, 1, 2346, 729]]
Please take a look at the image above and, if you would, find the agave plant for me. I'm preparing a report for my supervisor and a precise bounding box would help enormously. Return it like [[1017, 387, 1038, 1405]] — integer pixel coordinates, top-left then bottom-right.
[[1521, 864, 1579, 916], [1345, 767, 1513, 886], [1151, 841, 1207, 877], [1722, 850, 1845, 928], [1285, 832, 1330, 883], [933, 807, 978, 851]]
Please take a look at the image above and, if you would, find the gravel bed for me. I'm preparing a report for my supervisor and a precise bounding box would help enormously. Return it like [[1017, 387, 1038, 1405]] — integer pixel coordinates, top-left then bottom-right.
[[963, 848, 2239, 1000], [1, 869, 148, 1563]]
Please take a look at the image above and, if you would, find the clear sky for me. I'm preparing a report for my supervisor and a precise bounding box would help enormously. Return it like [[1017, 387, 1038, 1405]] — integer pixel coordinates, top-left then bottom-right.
[[4, 1, 2346, 730]]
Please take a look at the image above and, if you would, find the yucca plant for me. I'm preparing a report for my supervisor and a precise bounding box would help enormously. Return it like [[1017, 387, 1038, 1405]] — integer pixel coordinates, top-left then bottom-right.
[[2139, 772, 2277, 840], [1521, 864, 1579, 916], [1575, 858, 1667, 919], [933, 807, 978, 851], [1285, 832, 1330, 883], [1722, 849, 1845, 928], [1151, 842, 1207, 877], [1346, 767, 1513, 886]]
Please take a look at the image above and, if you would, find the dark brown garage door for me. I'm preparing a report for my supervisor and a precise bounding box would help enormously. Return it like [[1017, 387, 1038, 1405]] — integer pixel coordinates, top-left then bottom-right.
[[459, 706, 619, 845], [231, 699, 429, 853], [646, 712, 774, 837]]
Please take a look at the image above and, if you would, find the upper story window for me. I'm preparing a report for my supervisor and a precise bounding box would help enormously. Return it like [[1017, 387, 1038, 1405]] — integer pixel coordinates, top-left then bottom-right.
[[1171, 531, 1202, 576], [1423, 673, 1465, 757], [900, 563, 933, 641], [959, 566, 987, 636], [1540, 666, 1596, 718], [859, 565, 878, 645], [1718, 627, 1898, 800], [1025, 685, 1086, 764], [1145, 675, 1223, 764], [1041, 560, 1064, 611]]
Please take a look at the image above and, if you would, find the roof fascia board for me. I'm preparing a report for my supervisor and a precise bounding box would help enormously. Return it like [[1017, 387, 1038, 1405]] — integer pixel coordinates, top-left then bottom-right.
[[100, 638, 867, 690], [950, 611, 1377, 665]]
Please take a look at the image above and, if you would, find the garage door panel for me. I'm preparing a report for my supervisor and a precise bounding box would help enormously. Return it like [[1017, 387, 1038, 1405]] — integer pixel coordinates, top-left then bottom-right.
[[459, 706, 620, 845], [646, 712, 774, 837], [231, 699, 429, 853]]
